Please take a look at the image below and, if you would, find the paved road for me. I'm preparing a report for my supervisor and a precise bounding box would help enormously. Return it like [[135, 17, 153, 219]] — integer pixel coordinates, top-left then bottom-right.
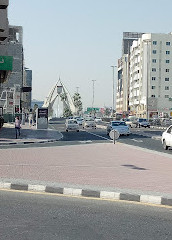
[[49, 120, 172, 155], [1, 119, 171, 156], [1, 190, 172, 240]]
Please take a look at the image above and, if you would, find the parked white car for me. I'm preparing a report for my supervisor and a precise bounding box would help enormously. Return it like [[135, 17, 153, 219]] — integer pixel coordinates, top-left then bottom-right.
[[162, 125, 172, 150], [106, 121, 130, 136], [125, 119, 137, 128], [94, 118, 102, 123], [75, 117, 84, 125], [65, 119, 79, 132], [83, 117, 96, 129]]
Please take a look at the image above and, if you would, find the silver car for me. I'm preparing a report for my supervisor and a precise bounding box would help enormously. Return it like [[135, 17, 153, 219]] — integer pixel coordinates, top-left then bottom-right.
[[65, 119, 79, 132], [83, 118, 96, 129], [107, 121, 130, 136]]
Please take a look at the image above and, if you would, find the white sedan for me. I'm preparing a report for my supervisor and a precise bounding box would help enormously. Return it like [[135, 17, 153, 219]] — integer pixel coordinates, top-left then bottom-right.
[[107, 121, 130, 136], [65, 119, 79, 132], [83, 118, 96, 129], [162, 125, 172, 150]]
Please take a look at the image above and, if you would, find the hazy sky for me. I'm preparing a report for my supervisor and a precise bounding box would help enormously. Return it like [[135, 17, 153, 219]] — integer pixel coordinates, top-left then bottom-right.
[[8, 0, 172, 109]]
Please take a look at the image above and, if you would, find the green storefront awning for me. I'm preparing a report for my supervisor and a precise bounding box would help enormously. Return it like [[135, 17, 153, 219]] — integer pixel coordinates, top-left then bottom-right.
[[0, 56, 13, 71]]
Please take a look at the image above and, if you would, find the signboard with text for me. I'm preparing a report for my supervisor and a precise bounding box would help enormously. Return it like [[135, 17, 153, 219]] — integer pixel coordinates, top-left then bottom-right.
[[0, 56, 13, 71], [36, 108, 48, 129]]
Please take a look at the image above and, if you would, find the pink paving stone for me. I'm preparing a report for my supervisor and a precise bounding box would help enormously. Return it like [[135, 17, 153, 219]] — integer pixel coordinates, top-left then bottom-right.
[[0, 143, 172, 193]]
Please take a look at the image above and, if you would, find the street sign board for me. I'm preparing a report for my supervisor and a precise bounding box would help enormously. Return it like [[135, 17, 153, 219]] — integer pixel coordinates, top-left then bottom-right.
[[87, 107, 100, 112], [109, 130, 120, 140], [36, 108, 48, 129], [0, 56, 13, 71]]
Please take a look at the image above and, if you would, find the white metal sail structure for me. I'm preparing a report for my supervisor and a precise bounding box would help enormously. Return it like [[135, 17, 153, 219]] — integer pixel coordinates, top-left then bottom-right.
[[43, 78, 75, 117]]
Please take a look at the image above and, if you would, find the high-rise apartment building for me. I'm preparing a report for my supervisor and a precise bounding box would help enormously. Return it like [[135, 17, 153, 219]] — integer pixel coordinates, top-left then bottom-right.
[[0, 0, 13, 85], [129, 33, 172, 118], [116, 55, 129, 113], [0, 0, 8, 45], [0, 0, 32, 116], [116, 32, 143, 114]]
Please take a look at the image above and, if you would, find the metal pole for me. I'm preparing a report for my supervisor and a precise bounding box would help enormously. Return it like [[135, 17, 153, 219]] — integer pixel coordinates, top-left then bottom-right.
[[111, 66, 117, 118], [146, 41, 149, 120], [76, 87, 79, 93], [113, 130, 116, 144], [111, 66, 114, 117], [92, 80, 96, 114]]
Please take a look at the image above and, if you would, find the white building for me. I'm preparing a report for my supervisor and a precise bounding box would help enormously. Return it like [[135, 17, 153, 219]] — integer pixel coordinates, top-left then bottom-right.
[[129, 33, 172, 118], [116, 55, 129, 113]]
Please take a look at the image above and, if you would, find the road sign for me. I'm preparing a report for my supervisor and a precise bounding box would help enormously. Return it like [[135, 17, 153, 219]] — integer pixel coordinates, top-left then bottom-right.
[[109, 130, 120, 144], [0, 56, 13, 71], [87, 107, 100, 112]]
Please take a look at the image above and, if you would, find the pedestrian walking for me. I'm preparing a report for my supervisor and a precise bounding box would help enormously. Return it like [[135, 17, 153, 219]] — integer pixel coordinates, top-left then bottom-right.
[[15, 116, 21, 139]]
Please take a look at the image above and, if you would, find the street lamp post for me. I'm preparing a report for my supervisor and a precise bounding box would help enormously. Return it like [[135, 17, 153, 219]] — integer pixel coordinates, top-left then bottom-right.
[[92, 80, 96, 115], [76, 87, 79, 93], [111, 65, 117, 118]]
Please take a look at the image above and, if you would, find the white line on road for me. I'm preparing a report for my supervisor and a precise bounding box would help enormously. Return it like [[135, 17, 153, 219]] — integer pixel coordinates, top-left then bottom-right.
[[131, 139, 143, 143], [81, 129, 111, 141]]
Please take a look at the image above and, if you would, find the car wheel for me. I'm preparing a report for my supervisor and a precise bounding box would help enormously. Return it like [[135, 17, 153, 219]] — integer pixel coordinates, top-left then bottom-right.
[[148, 126, 150, 128], [95, 127, 96, 129], [66, 129, 68, 132], [163, 140, 168, 150], [127, 134, 130, 136], [77, 130, 79, 132]]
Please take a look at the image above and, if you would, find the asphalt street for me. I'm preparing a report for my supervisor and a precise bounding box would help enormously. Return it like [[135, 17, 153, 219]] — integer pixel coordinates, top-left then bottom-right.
[[1, 190, 172, 240], [1, 119, 171, 156], [48, 120, 172, 155]]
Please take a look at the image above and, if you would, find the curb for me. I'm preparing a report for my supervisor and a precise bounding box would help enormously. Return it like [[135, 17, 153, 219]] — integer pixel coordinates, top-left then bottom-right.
[[0, 139, 60, 146], [1, 181, 172, 207]]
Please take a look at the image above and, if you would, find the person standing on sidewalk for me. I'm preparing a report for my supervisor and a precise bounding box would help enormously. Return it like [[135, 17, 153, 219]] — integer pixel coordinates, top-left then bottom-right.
[[15, 116, 21, 139]]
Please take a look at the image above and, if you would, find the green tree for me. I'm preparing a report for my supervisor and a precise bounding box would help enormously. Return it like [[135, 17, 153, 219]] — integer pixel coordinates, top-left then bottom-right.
[[105, 107, 111, 117], [63, 107, 73, 118], [73, 93, 83, 114], [60, 93, 67, 102]]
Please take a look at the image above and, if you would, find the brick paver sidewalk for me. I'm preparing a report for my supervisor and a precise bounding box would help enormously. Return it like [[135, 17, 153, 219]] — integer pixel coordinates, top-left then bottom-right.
[[0, 142, 172, 196]]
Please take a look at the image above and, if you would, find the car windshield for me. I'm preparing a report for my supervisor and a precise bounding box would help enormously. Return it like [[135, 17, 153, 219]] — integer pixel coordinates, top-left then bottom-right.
[[119, 122, 127, 126], [138, 119, 147, 122], [68, 120, 77, 124], [111, 122, 120, 126]]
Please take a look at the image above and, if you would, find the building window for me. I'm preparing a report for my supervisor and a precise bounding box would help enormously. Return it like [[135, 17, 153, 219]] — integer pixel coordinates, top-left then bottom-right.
[[151, 95, 155, 97], [166, 42, 170, 46], [152, 50, 157, 54], [152, 59, 156, 63], [166, 69, 170, 72], [152, 68, 156, 72], [152, 77, 156, 80], [165, 78, 169, 81], [153, 41, 157, 45], [165, 86, 169, 90], [165, 95, 169, 98], [152, 86, 156, 89], [166, 60, 170, 63], [166, 51, 170, 54]]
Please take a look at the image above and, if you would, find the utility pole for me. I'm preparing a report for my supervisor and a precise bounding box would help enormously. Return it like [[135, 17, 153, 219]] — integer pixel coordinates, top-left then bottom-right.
[[92, 80, 96, 115], [76, 87, 79, 93], [111, 66, 117, 118]]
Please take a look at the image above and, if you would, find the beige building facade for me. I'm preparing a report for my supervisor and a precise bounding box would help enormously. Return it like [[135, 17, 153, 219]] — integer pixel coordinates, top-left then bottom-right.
[[129, 33, 172, 118]]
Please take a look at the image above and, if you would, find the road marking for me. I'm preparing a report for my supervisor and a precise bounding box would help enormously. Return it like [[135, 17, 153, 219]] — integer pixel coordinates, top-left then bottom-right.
[[81, 129, 111, 141], [0, 188, 172, 209], [79, 140, 93, 143], [131, 139, 143, 143]]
